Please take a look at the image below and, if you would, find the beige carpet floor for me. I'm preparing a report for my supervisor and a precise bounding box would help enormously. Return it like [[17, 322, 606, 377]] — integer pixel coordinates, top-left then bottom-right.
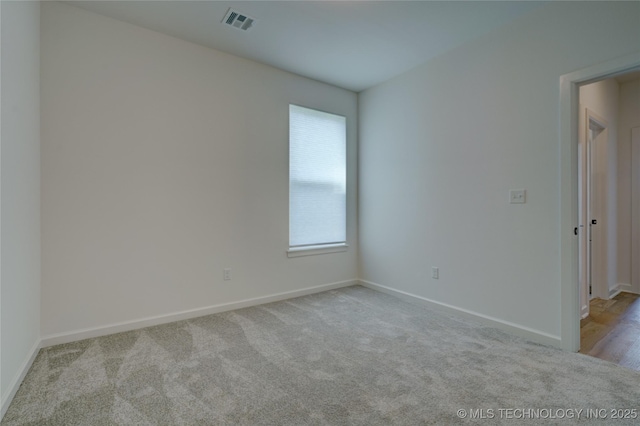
[[2, 285, 639, 425]]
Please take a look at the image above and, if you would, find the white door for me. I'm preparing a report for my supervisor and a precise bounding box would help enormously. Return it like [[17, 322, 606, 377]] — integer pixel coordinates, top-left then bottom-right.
[[579, 109, 608, 317], [589, 124, 607, 300]]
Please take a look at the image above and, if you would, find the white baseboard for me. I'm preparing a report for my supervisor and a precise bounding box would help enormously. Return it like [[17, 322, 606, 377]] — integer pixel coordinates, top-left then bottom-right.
[[581, 304, 589, 319], [609, 285, 623, 299], [614, 282, 637, 295], [1, 339, 41, 420], [360, 280, 562, 348], [41, 279, 358, 348]]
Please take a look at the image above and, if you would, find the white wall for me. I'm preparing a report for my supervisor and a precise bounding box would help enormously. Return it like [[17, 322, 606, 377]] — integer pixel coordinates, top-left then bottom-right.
[[617, 78, 640, 293], [359, 1, 640, 345], [579, 79, 619, 301], [0, 0, 41, 415], [41, 2, 358, 338]]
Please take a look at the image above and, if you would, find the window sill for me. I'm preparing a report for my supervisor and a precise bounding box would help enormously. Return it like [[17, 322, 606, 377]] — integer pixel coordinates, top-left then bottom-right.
[[287, 243, 348, 258]]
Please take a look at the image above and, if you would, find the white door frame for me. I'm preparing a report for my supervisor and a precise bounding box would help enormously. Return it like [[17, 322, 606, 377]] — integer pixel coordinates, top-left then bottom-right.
[[632, 127, 640, 293], [559, 52, 640, 352]]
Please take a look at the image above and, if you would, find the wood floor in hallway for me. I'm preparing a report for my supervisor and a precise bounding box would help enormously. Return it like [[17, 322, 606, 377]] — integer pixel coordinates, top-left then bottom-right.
[[580, 292, 640, 371]]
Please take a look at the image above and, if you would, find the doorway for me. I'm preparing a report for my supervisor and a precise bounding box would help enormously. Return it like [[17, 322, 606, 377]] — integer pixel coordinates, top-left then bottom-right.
[[578, 73, 640, 369], [573, 71, 640, 368], [559, 52, 640, 353]]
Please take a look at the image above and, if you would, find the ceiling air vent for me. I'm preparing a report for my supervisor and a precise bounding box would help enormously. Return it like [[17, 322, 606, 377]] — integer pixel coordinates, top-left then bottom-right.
[[222, 8, 255, 31]]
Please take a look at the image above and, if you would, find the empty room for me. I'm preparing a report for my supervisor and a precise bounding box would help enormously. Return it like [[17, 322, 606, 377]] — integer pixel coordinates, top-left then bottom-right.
[[2, 1, 640, 424]]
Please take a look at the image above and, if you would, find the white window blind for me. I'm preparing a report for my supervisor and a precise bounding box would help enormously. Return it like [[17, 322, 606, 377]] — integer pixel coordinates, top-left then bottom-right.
[[289, 105, 346, 248]]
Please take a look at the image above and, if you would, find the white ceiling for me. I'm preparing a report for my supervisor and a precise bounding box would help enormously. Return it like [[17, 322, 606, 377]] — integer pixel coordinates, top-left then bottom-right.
[[67, 1, 546, 92]]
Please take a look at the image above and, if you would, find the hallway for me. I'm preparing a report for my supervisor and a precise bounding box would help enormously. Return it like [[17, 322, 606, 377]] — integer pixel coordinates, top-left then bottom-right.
[[580, 292, 640, 370]]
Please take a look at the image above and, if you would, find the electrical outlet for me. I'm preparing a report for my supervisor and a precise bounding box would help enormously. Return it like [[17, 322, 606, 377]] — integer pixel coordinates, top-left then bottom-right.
[[223, 268, 231, 281], [432, 267, 439, 279], [509, 189, 526, 204]]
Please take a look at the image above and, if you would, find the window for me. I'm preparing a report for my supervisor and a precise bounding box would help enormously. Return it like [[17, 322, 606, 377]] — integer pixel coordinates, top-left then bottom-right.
[[289, 105, 347, 256]]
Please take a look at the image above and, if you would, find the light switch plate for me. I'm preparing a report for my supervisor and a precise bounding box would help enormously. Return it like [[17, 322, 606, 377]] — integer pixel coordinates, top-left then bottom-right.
[[509, 189, 526, 204], [431, 267, 439, 279]]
